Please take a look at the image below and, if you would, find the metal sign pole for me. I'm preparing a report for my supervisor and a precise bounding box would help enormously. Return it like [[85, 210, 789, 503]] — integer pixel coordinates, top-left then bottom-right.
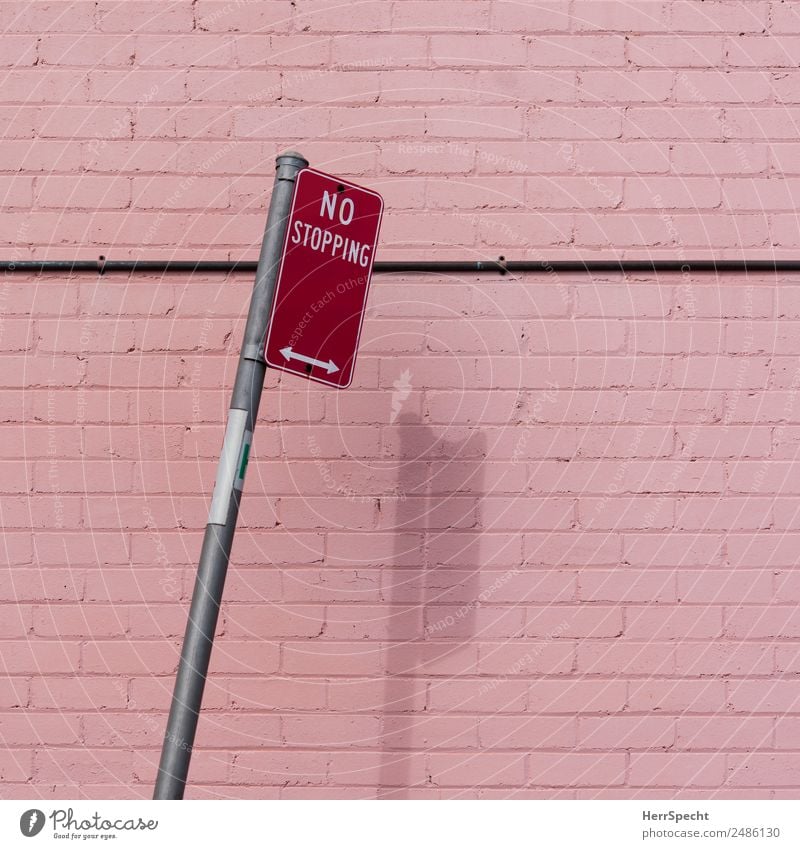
[[153, 151, 308, 800]]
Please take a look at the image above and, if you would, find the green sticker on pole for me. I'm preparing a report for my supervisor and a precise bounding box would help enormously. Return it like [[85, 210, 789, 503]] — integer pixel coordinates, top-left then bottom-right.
[[235, 431, 251, 492]]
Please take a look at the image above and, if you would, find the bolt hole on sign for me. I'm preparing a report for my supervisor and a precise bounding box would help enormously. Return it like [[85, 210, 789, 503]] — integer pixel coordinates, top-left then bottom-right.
[[264, 167, 384, 388]]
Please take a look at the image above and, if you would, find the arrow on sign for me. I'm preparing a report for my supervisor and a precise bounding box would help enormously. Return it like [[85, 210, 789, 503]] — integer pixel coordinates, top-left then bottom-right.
[[280, 346, 340, 374]]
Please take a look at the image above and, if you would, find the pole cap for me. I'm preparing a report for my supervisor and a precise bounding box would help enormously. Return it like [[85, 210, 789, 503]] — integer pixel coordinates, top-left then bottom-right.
[[276, 150, 309, 169]]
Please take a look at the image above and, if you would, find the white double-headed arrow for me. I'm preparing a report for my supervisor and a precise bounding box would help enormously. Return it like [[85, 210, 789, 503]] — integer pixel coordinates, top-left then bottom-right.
[[280, 346, 339, 374]]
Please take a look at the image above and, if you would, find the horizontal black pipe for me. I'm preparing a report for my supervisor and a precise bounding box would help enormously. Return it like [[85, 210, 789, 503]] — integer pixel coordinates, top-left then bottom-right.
[[3, 258, 800, 274]]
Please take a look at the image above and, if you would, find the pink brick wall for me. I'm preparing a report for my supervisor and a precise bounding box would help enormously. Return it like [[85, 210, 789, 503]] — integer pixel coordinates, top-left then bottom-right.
[[3, 0, 800, 799]]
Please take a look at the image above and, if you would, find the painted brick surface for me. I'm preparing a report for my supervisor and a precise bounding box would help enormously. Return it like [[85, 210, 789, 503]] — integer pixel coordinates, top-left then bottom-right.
[[2, 0, 800, 800]]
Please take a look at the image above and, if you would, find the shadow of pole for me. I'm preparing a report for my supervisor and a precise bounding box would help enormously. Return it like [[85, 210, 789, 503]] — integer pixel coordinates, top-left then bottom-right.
[[378, 414, 485, 798]]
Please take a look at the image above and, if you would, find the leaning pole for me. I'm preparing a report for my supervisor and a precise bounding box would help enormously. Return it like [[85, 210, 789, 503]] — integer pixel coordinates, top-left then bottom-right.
[[153, 151, 309, 800]]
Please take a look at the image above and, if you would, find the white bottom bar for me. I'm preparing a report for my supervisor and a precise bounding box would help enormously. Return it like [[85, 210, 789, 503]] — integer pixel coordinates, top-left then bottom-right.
[[2, 800, 796, 849]]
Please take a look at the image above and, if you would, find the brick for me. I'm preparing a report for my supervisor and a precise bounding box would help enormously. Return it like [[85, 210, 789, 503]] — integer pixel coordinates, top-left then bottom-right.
[[478, 70, 577, 104], [578, 498, 675, 531], [678, 568, 772, 602], [0, 568, 82, 602], [225, 603, 324, 639], [187, 69, 281, 103], [629, 36, 724, 67], [128, 602, 213, 636], [234, 33, 328, 67], [582, 70, 673, 105], [0, 711, 81, 744], [383, 715, 479, 749], [578, 569, 676, 602], [675, 642, 773, 676], [227, 677, 326, 711], [629, 753, 725, 787], [676, 70, 772, 104], [195, 0, 291, 31], [625, 106, 723, 139], [478, 497, 573, 531], [429, 34, 526, 69], [2, 495, 80, 530], [673, 357, 770, 390], [82, 640, 180, 675], [429, 678, 527, 713], [0, 35, 37, 65], [207, 641, 280, 676], [626, 606, 723, 639], [576, 425, 674, 457], [672, 142, 768, 175], [29, 676, 127, 710], [0, 281, 79, 316], [135, 34, 233, 68], [527, 106, 622, 139], [0, 678, 28, 708], [83, 712, 167, 747], [627, 177, 721, 210], [627, 680, 726, 713], [773, 498, 800, 529], [724, 107, 800, 139], [0, 175, 33, 207], [0, 749, 33, 782], [386, 642, 480, 676], [526, 605, 622, 638], [34, 531, 130, 565], [728, 755, 800, 786], [477, 642, 574, 675], [726, 606, 800, 639], [577, 641, 675, 675], [528, 679, 627, 713], [579, 716, 674, 749], [672, 1, 767, 31], [134, 748, 229, 784], [728, 533, 800, 565], [727, 36, 800, 67], [294, 0, 390, 32], [393, 1, 490, 31], [33, 604, 125, 638], [280, 568, 378, 603], [194, 713, 281, 749], [96, 1, 194, 32], [35, 748, 133, 784], [283, 715, 379, 748], [624, 533, 724, 567], [3, 0, 96, 34], [430, 752, 525, 786], [491, 1, 571, 32], [230, 750, 325, 785], [329, 677, 426, 712], [131, 177, 231, 211], [2, 641, 80, 674], [84, 568, 185, 603], [573, 1, 670, 31], [479, 715, 574, 748], [678, 716, 772, 750], [283, 641, 381, 676], [328, 751, 426, 786], [530, 752, 625, 786]]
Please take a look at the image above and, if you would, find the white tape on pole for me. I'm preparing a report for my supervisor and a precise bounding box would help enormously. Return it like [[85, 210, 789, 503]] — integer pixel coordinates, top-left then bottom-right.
[[208, 408, 249, 525]]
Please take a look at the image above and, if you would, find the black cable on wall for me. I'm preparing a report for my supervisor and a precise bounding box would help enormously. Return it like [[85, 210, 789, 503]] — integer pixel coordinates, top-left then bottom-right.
[[2, 258, 800, 275]]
